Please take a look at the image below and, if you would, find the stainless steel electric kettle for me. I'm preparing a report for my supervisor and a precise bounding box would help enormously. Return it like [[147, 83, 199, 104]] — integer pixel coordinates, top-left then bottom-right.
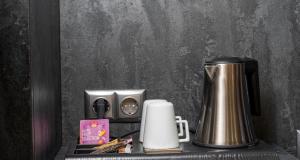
[[193, 57, 261, 148]]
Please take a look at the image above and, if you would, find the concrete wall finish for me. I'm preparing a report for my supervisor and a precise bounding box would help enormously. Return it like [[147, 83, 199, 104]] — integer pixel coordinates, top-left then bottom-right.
[[0, 0, 32, 159], [60, 0, 300, 149]]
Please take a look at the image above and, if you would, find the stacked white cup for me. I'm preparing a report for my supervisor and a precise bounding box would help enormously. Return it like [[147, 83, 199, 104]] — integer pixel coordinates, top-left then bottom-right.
[[139, 99, 190, 149]]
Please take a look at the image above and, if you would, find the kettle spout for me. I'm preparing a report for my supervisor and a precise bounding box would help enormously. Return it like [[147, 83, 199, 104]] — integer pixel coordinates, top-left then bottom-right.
[[205, 65, 218, 80]]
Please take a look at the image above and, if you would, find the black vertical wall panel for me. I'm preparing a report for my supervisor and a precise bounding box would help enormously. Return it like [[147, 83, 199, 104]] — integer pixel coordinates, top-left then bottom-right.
[[0, 0, 61, 159], [30, 0, 61, 159]]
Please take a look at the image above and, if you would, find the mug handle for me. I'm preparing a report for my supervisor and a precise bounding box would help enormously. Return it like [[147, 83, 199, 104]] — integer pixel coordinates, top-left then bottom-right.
[[175, 116, 183, 136], [177, 120, 190, 142]]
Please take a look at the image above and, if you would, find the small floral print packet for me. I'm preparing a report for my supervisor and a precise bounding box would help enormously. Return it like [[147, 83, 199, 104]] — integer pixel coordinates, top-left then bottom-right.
[[80, 119, 109, 145]]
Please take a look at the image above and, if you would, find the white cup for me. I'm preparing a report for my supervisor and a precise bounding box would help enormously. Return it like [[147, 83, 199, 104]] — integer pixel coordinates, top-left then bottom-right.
[[139, 99, 167, 142], [140, 100, 184, 142], [143, 102, 190, 149]]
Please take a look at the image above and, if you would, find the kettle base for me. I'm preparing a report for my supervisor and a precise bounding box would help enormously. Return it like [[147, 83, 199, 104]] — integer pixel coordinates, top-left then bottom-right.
[[192, 139, 259, 149]]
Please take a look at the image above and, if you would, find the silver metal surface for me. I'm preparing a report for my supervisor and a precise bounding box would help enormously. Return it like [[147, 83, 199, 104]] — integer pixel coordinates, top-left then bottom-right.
[[116, 89, 146, 119], [85, 89, 146, 120], [194, 62, 257, 148], [120, 97, 139, 115], [297, 130, 300, 159], [84, 90, 116, 119]]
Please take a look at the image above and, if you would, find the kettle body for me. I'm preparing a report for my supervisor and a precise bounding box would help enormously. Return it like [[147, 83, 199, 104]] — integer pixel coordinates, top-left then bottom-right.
[[193, 57, 260, 148]]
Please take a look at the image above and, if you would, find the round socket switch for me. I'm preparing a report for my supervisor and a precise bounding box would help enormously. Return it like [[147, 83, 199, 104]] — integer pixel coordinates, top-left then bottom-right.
[[120, 98, 139, 115], [93, 98, 110, 118]]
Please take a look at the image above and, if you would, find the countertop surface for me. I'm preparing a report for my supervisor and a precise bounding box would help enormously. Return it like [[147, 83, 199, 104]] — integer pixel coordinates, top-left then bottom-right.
[[55, 133, 298, 160]]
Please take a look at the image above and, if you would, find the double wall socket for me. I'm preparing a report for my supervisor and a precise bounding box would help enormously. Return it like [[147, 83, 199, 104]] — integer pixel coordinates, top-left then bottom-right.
[[84, 89, 146, 122]]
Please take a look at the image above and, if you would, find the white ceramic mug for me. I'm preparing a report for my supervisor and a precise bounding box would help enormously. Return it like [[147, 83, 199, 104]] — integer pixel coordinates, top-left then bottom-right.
[[143, 102, 190, 149], [140, 100, 184, 142], [139, 99, 167, 142]]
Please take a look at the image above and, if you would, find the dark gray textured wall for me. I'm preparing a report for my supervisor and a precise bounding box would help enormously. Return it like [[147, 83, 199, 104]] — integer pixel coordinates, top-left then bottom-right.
[[60, 0, 300, 149], [0, 0, 61, 159], [0, 0, 32, 159]]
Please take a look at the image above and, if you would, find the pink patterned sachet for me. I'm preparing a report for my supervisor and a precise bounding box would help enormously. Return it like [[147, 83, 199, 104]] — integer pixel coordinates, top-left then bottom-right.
[[80, 119, 109, 145]]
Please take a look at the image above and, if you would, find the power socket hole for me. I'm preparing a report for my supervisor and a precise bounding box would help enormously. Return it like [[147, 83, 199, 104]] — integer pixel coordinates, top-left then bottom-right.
[[93, 98, 110, 118], [121, 98, 139, 115]]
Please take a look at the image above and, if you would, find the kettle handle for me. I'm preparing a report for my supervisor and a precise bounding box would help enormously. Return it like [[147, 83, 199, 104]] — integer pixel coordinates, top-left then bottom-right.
[[244, 60, 261, 116], [204, 65, 218, 80]]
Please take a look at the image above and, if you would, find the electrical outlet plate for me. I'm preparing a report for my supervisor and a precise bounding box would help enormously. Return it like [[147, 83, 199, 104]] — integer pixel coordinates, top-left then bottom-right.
[[84, 90, 116, 119], [84, 89, 146, 121], [115, 89, 146, 120]]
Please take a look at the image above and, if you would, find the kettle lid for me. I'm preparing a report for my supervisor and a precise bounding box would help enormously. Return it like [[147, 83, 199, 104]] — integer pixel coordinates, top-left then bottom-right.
[[205, 57, 243, 64]]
